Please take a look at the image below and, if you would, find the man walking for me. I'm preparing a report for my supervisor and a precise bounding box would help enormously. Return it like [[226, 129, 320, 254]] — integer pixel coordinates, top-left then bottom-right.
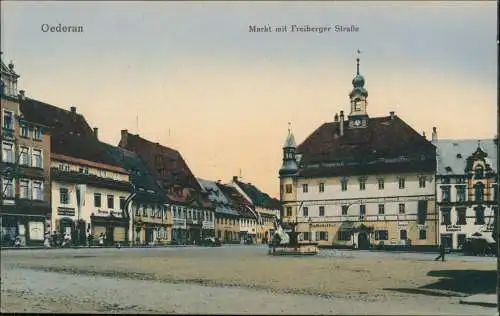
[[435, 243, 446, 261]]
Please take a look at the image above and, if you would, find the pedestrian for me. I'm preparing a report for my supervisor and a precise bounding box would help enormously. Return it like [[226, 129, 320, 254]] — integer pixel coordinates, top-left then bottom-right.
[[44, 232, 51, 248], [98, 233, 104, 247], [14, 235, 21, 248], [435, 243, 446, 261]]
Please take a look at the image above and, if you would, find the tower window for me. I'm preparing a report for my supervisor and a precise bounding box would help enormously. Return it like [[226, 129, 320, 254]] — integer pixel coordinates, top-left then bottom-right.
[[286, 207, 292, 217], [285, 184, 292, 194]]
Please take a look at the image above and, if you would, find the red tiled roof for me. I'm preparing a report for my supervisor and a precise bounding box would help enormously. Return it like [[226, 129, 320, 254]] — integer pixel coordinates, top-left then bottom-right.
[[19, 98, 120, 167]]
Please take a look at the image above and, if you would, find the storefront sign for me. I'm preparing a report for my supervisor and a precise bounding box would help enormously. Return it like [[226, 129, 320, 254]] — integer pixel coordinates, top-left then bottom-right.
[[483, 224, 494, 232], [446, 225, 461, 232], [397, 222, 408, 228], [29, 222, 44, 240], [57, 207, 75, 217], [111, 211, 122, 217]]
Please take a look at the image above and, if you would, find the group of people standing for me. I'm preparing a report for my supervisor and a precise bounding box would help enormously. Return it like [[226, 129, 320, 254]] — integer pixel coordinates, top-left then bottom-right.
[[43, 231, 106, 248]]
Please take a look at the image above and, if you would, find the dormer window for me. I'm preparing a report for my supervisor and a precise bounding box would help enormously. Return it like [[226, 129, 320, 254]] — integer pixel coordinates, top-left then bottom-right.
[[445, 166, 452, 173], [475, 166, 484, 179]]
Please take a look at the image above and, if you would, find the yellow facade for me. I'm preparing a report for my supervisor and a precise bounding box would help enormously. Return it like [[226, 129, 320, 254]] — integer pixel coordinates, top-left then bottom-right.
[[215, 215, 239, 243], [295, 199, 438, 247]]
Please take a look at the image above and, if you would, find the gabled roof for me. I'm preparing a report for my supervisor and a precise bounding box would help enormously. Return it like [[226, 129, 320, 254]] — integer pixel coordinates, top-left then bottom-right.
[[101, 142, 166, 202], [435, 139, 497, 176], [20, 98, 120, 167], [119, 131, 201, 191], [197, 178, 239, 216], [216, 182, 255, 218], [233, 178, 281, 210]]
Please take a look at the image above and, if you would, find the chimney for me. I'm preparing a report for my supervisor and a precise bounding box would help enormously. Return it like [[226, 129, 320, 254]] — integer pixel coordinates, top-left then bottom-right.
[[389, 111, 395, 120], [334, 113, 339, 122], [422, 131, 426, 139], [18, 90, 25, 100], [120, 129, 128, 147], [232, 176, 238, 182], [217, 180, 221, 184], [93, 127, 98, 139], [339, 111, 344, 136], [70, 106, 76, 114], [431, 127, 437, 142]]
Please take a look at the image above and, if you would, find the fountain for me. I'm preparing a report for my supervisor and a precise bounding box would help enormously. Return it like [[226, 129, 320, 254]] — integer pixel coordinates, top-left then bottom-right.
[[268, 219, 319, 256]]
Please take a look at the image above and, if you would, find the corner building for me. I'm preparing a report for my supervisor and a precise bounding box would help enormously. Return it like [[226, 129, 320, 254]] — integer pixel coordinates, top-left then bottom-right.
[[279, 56, 438, 249]]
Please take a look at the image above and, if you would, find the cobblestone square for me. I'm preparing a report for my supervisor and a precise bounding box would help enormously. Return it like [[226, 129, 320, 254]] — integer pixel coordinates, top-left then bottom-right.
[[1, 246, 497, 314]]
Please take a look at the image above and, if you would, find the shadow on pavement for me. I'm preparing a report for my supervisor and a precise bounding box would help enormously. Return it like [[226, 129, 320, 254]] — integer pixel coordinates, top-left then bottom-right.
[[385, 269, 496, 297]]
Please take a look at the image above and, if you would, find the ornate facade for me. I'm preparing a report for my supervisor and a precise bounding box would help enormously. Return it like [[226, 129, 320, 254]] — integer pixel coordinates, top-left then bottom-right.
[[435, 139, 498, 249]]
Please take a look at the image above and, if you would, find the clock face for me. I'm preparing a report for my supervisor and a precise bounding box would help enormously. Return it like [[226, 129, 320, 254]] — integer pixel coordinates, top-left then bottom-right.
[[354, 119, 361, 127]]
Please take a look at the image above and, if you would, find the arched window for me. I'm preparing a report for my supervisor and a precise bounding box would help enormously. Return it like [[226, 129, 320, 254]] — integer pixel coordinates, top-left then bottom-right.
[[474, 182, 484, 203]]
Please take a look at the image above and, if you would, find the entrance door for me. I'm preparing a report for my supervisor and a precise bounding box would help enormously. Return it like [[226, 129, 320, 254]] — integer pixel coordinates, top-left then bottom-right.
[[440, 234, 452, 249], [358, 232, 370, 250], [146, 227, 154, 243], [106, 226, 115, 245]]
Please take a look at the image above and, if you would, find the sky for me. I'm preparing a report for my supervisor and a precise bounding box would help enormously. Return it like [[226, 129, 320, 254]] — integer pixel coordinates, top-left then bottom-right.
[[0, 1, 497, 198]]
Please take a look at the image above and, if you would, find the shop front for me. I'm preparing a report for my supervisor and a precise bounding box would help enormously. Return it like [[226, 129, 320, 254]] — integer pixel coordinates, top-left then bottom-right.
[[91, 214, 129, 246], [0, 202, 50, 247], [187, 220, 202, 245]]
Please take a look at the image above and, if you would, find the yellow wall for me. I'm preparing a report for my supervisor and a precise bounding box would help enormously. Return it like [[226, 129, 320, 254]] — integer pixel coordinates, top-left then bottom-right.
[[215, 215, 239, 242]]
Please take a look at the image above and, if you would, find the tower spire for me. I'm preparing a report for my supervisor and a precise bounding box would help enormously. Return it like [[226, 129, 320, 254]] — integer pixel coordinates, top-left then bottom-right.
[[288, 122, 291, 134], [356, 49, 361, 75]]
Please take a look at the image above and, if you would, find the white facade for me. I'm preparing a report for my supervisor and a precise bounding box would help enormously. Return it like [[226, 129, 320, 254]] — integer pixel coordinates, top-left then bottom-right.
[[51, 156, 133, 242], [435, 139, 498, 249], [296, 173, 435, 220]]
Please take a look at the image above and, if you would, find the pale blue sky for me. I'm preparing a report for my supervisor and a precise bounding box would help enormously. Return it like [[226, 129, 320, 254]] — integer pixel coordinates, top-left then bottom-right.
[[1, 1, 497, 196]]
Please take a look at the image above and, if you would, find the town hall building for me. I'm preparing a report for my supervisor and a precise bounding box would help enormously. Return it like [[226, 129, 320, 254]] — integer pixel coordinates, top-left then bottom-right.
[[279, 54, 438, 249]]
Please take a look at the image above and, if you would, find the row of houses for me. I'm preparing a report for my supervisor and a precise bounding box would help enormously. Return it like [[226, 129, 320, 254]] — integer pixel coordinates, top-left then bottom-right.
[[279, 55, 498, 250], [0, 55, 280, 247]]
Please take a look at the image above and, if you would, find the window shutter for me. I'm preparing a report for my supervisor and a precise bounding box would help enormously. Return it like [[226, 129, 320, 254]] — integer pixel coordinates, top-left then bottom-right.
[[325, 231, 329, 241], [315, 231, 319, 241]]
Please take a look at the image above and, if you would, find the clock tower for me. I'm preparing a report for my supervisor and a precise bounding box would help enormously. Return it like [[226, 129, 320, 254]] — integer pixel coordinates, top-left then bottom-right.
[[348, 51, 369, 128]]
